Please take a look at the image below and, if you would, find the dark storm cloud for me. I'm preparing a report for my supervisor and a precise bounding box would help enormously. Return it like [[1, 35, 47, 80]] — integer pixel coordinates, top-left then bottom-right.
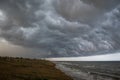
[[0, 0, 120, 57]]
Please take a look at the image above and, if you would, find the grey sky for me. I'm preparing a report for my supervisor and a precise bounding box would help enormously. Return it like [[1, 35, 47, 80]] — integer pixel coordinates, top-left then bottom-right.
[[0, 0, 120, 58]]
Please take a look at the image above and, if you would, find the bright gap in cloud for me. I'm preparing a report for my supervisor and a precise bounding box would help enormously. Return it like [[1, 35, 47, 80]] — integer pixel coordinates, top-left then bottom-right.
[[47, 52, 120, 61]]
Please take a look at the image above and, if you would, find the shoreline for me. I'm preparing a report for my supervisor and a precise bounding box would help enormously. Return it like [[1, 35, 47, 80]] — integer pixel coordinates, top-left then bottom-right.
[[54, 62, 82, 80]]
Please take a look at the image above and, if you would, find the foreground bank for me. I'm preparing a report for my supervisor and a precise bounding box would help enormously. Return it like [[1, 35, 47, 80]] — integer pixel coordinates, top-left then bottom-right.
[[0, 57, 73, 80]]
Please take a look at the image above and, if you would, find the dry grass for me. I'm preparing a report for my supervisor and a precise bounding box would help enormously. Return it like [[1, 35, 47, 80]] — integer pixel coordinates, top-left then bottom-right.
[[0, 57, 73, 80]]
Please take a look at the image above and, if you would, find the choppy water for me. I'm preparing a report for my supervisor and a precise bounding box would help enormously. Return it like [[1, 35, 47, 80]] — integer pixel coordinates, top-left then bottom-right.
[[55, 61, 120, 80]]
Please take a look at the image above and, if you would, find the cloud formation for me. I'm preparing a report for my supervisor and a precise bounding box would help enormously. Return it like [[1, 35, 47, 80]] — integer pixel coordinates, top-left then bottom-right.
[[0, 0, 120, 57]]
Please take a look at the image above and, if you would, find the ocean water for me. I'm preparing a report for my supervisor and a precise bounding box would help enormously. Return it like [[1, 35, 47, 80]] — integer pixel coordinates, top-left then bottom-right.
[[55, 61, 120, 80]]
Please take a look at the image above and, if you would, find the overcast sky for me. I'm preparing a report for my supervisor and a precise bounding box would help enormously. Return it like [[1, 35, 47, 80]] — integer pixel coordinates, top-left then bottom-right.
[[0, 0, 120, 59]]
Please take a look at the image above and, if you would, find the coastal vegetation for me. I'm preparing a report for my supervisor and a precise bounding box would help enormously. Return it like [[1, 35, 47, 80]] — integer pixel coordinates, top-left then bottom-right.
[[0, 56, 73, 80]]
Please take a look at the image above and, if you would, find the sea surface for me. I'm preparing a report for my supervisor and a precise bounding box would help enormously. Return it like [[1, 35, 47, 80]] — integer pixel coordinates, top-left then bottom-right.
[[55, 61, 120, 80]]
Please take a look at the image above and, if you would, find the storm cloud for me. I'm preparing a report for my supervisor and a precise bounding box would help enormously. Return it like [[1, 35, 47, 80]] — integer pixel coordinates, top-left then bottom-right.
[[0, 0, 120, 57]]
